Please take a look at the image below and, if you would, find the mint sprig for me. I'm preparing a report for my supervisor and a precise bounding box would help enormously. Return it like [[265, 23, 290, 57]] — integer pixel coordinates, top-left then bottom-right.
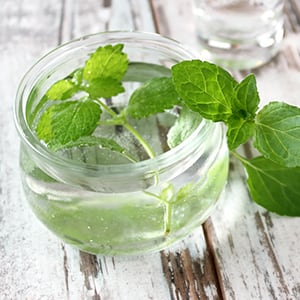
[[34, 43, 156, 161], [32, 43, 300, 219], [172, 60, 300, 216]]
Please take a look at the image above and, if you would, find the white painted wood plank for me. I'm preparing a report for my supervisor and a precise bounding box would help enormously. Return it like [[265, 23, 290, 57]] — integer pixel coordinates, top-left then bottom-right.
[[151, 0, 199, 49], [0, 1, 70, 299], [208, 154, 300, 299], [60, 0, 156, 43]]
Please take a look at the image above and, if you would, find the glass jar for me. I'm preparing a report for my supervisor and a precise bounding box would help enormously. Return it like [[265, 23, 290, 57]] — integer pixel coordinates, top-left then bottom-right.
[[14, 31, 229, 255]]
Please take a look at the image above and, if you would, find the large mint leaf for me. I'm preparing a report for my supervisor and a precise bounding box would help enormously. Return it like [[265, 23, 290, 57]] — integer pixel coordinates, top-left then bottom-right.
[[85, 77, 125, 98], [172, 60, 238, 122], [243, 156, 300, 216], [254, 101, 300, 167], [227, 118, 255, 150], [167, 106, 202, 148], [233, 74, 259, 118], [36, 99, 101, 148], [83, 44, 128, 81], [127, 77, 180, 119]]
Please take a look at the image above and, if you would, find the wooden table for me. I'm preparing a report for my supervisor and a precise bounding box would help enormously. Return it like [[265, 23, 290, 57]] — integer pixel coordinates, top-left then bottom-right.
[[1, 0, 300, 299]]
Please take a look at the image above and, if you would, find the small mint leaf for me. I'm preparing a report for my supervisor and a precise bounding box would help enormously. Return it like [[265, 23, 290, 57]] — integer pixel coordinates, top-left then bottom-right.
[[36, 99, 101, 147], [69, 68, 84, 86], [172, 60, 238, 122], [233, 74, 259, 118], [85, 77, 125, 98], [243, 156, 300, 216], [254, 101, 300, 167], [83, 44, 128, 81], [167, 106, 202, 148], [46, 79, 78, 100], [127, 77, 180, 119], [227, 118, 255, 150]]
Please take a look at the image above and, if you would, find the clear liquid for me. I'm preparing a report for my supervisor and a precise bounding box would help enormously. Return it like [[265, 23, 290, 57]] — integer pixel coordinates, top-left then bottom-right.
[[20, 62, 229, 255], [21, 146, 228, 255]]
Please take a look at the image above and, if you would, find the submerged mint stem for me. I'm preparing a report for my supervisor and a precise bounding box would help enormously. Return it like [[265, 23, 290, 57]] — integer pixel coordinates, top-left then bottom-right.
[[95, 98, 156, 159], [123, 123, 155, 159], [164, 202, 172, 236], [231, 150, 249, 165], [143, 190, 172, 235]]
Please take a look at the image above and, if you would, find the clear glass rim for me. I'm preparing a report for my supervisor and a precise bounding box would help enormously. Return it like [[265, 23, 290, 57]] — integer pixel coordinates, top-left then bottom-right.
[[14, 31, 221, 175]]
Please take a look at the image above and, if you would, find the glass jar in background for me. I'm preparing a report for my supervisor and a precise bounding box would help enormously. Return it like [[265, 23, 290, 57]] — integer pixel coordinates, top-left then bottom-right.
[[14, 31, 229, 255], [192, 0, 285, 70]]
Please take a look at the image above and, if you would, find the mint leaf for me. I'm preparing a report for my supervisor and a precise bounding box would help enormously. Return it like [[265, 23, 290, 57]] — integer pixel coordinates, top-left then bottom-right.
[[227, 118, 255, 150], [127, 77, 180, 119], [124, 62, 171, 82], [233, 74, 259, 118], [46, 79, 77, 100], [167, 106, 202, 148], [83, 44, 128, 81], [172, 60, 238, 122], [36, 99, 101, 147], [254, 101, 300, 167], [243, 156, 300, 216], [68, 68, 83, 86], [85, 77, 125, 98]]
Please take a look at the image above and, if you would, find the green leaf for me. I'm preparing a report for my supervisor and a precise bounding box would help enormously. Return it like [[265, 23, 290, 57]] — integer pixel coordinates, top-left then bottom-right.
[[127, 77, 180, 119], [46, 79, 77, 100], [226, 118, 255, 150], [172, 60, 238, 122], [69, 68, 83, 84], [167, 106, 202, 148], [254, 101, 300, 167], [83, 44, 128, 81], [124, 62, 171, 82], [174, 183, 194, 202], [85, 77, 125, 98], [242, 156, 300, 216], [233, 74, 259, 119], [36, 99, 101, 147]]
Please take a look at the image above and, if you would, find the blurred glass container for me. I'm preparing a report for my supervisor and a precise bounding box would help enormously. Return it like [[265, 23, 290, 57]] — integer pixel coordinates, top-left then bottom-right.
[[193, 0, 284, 70], [14, 31, 229, 255]]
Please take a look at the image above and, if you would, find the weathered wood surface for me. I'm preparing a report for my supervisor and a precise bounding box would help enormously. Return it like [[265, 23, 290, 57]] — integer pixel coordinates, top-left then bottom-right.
[[1, 0, 300, 299]]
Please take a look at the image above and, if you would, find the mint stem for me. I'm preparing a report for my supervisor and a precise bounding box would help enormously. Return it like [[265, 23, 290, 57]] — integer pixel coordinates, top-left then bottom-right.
[[164, 202, 172, 236], [95, 98, 156, 159], [231, 150, 248, 164], [143, 190, 172, 235], [123, 123, 155, 158]]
